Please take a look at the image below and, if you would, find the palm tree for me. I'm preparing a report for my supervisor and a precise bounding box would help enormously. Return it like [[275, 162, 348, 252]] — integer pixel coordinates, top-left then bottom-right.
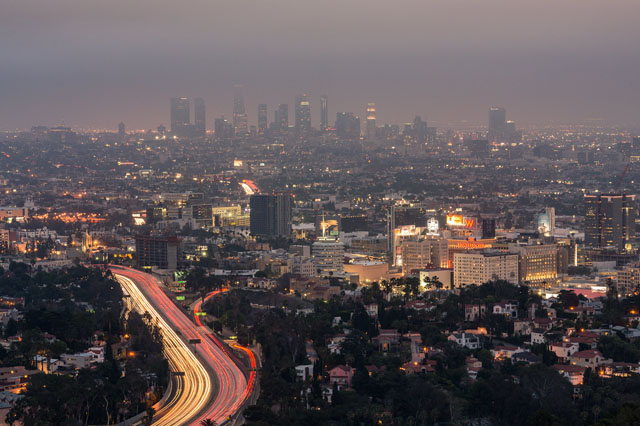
[[200, 419, 217, 426]]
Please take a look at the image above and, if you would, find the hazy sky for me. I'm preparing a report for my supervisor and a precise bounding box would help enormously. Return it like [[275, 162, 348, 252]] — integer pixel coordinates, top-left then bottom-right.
[[1, 0, 639, 130]]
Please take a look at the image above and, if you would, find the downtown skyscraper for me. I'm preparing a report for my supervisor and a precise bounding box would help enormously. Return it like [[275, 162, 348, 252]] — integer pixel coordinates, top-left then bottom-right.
[[257, 104, 268, 136], [275, 104, 289, 131], [295, 94, 311, 136], [366, 102, 376, 139], [194, 97, 206, 137], [320, 96, 328, 131], [170, 97, 190, 135], [233, 85, 248, 136]]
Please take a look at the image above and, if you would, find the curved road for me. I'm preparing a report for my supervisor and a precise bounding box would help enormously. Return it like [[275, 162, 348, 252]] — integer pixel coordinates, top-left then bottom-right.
[[110, 266, 248, 425]]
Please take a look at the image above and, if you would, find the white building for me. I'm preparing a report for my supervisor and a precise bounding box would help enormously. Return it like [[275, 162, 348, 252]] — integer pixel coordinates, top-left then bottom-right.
[[312, 238, 344, 277], [453, 250, 519, 288]]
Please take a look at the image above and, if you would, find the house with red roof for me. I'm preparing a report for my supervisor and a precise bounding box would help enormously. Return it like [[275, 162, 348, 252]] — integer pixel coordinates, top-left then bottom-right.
[[328, 365, 354, 388], [570, 349, 609, 369]]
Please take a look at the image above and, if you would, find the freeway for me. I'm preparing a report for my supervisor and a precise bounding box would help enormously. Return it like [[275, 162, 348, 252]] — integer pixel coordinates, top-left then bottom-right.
[[110, 266, 248, 426], [193, 289, 258, 414]]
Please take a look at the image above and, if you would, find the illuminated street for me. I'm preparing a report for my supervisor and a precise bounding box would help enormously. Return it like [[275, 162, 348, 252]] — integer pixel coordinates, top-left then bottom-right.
[[111, 266, 248, 425]]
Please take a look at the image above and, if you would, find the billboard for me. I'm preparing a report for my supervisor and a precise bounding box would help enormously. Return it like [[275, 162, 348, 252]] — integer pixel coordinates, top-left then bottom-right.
[[446, 214, 476, 229]]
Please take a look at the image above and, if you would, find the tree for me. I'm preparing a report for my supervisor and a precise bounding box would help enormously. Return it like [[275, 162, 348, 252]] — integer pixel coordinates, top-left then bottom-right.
[[200, 419, 217, 426], [141, 407, 155, 426]]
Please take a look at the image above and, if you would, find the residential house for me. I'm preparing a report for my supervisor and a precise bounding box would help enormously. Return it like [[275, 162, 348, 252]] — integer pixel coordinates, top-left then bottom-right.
[[549, 342, 580, 362], [295, 364, 314, 381], [373, 329, 400, 352], [570, 350, 609, 369], [492, 301, 518, 318], [328, 365, 354, 389], [464, 304, 487, 322], [448, 332, 481, 350]]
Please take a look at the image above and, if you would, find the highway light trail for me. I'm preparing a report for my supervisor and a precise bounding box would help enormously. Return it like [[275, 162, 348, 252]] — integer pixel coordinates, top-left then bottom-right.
[[111, 266, 248, 425], [193, 289, 257, 415]]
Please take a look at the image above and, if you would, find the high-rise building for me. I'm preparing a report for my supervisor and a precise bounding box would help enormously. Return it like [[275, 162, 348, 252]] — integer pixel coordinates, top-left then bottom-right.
[[320, 96, 328, 131], [584, 193, 636, 251], [481, 218, 496, 239], [194, 97, 206, 137], [387, 203, 429, 265], [275, 104, 289, 131], [295, 94, 311, 135], [413, 116, 427, 144], [249, 194, 292, 237], [135, 235, 181, 271], [170, 97, 190, 135], [510, 244, 558, 288], [214, 116, 233, 140], [453, 250, 519, 288], [488, 107, 506, 141], [366, 102, 376, 140], [401, 238, 448, 275], [118, 122, 125, 138], [312, 237, 344, 277], [257, 104, 268, 136], [335, 112, 360, 140], [233, 85, 248, 136]]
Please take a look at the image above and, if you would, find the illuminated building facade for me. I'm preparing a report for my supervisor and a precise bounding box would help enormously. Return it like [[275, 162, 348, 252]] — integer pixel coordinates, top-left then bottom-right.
[[616, 267, 640, 297], [366, 102, 376, 139], [295, 94, 311, 135], [537, 207, 556, 237], [584, 194, 636, 251], [401, 238, 448, 275], [312, 238, 344, 277], [387, 203, 429, 266], [511, 244, 558, 288], [453, 251, 519, 288]]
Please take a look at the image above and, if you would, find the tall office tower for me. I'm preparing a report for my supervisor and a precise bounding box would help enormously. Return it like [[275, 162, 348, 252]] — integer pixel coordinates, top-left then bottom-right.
[[135, 235, 181, 271], [118, 122, 125, 138], [335, 112, 361, 140], [488, 107, 506, 141], [312, 237, 345, 277], [275, 104, 289, 130], [295, 93, 311, 135], [413, 116, 427, 143], [320, 96, 328, 131], [170, 97, 190, 135], [214, 116, 233, 140], [482, 218, 496, 239], [232, 85, 248, 136], [387, 203, 429, 266], [366, 102, 376, 139], [257, 104, 268, 136], [249, 194, 292, 237], [194, 97, 206, 137], [584, 193, 636, 251]]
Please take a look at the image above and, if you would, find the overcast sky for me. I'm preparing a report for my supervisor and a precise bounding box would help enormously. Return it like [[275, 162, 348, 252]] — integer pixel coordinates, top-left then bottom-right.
[[1, 0, 639, 131]]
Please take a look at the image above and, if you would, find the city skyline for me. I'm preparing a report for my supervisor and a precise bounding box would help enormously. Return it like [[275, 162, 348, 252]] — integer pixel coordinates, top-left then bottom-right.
[[2, 1, 640, 130]]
